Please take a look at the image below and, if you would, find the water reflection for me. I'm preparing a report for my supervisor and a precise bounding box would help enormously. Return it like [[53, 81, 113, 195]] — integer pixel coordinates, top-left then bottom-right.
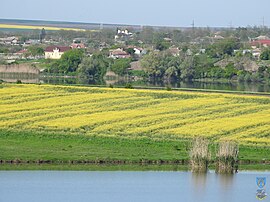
[[189, 172, 242, 202], [191, 172, 207, 191], [191, 172, 208, 202], [216, 173, 235, 202], [1, 73, 270, 93]]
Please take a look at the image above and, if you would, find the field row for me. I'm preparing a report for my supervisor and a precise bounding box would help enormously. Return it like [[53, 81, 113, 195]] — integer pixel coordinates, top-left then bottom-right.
[[1, 84, 270, 145]]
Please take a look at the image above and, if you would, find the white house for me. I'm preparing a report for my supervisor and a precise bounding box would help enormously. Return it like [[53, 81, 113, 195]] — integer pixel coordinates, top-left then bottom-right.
[[45, 46, 71, 59]]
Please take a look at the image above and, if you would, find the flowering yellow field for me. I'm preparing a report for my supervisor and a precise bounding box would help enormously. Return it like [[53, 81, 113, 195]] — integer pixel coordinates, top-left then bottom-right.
[[1, 84, 270, 145], [0, 24, 85, 31]]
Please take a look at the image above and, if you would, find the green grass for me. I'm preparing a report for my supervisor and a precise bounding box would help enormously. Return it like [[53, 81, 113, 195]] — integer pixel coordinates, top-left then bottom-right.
[[0, 130, 270, 168], [0, 130, 189, 163], [0, 163, 189, 171]]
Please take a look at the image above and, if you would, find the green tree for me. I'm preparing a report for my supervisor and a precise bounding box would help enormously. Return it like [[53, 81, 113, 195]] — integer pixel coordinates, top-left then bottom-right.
[[207, 66, 225, 79], [126, 48, 135, 55], [58, 49, 84, 73], [111, 58, 131, 76], [224, 63, 238, 79], [141, 52, 164, 78], [206, 38, 241, 58], [180, 57, 195, 81], [77, 53, 111, 80], [27, 46, 44, 57], [155, 40, 170, 51], [260, 49, 270, 60]]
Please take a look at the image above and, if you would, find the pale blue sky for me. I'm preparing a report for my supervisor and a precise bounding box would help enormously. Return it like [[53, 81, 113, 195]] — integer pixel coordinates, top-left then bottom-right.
[[1, 0, 269, 27]]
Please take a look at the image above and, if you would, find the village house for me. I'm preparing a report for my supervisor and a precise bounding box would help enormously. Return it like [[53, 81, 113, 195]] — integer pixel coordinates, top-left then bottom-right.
[[45, 46, 71, 59], [23, 39, 40, 46], [252, 48, 261, 58], [163, 37, 172, 42], [0, 36, 19, 45], [251, 39, 270, 48], [133, 47, 146, 56], [168, 47, 180, 56], [70, 43, 86, 49], [127, 46, 146, 57], [14, 49, 28, 59], [114, 29, 133, 42], [109, 48, 131, 59]]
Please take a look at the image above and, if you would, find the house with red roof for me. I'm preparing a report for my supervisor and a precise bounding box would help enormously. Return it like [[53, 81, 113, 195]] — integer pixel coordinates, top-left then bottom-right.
[[45, 46, 71, 59], [16, 49, 28, 55], [109, 48, 131, 59], [250, 40, 270, 48], [70, 43, 86, 49]]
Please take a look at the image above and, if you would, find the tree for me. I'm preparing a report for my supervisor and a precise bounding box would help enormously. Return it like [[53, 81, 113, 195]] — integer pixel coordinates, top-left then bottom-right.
[[78, 53, 111, 80], [27, 46, 44, 57], [260, 49, 270, 60], [180, 57, 195, 81], [141, 52, 163, 78], [111, 58, 131, 75], [39, 28, 46, 43], [126, 48, 135, 56], [206, 38, 241, 58], [58, 49, 84, 73], [155, 40, 170, 51], [141, 51, 183, 80], [224, 63, 238, 79]]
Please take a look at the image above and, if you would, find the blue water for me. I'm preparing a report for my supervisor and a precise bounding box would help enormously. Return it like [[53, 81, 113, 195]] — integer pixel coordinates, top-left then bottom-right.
[[0, 171, 269, 202]]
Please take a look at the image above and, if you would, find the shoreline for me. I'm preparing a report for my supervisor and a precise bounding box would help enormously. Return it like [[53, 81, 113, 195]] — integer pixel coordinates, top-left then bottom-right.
[[0, 163, 269, 171]]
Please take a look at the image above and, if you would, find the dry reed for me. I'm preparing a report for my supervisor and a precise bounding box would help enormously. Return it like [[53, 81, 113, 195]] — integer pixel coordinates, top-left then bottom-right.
[[216, 142, 238, 174], [190, 138, 211, 172]]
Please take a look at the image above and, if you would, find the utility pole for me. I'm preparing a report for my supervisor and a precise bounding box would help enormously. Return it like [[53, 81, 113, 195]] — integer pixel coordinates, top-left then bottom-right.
[[191, 20, 195, 31], [191, 19, 195, 37]]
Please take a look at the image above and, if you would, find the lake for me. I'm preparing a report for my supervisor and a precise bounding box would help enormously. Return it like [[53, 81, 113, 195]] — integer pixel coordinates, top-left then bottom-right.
[[0, 171, 269, 202]]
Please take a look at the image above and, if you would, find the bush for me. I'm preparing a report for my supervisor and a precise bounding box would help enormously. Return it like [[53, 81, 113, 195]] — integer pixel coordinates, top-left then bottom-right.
[[16, 80, 22, 84], [125, 83, 133, 89]]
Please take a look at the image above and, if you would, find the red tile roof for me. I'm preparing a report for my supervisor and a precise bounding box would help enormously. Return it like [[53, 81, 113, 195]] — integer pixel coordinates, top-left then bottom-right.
[[71, 43, 86, 49], [251, 40, 270, 46], [45, 46, 71, 52], [16, 49, 28, 54]]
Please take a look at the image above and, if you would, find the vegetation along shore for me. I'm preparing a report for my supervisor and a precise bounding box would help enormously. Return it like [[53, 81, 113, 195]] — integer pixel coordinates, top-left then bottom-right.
[[0, 84, 270, 169]]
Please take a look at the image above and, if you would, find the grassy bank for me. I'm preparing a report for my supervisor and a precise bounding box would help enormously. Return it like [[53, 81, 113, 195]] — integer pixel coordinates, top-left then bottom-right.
[[0, 130, 189, 163], [0, 163, 188, 171], [1, 163, 269, 171], [0, 130, 269, 167]]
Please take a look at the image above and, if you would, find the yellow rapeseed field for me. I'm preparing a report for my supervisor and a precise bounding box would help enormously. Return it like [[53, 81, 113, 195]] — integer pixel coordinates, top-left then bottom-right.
[[1, 84, 270, 145], [0, 24, 86, 31]]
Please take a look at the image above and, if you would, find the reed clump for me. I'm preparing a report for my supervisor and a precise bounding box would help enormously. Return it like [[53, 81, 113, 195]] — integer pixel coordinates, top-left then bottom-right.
[[216, 142, 238, 174], [190, 138, 211, 173]]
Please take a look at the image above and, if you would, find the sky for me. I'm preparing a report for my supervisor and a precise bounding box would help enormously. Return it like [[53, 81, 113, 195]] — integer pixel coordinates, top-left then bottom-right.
[[1, 0, 269, 27]]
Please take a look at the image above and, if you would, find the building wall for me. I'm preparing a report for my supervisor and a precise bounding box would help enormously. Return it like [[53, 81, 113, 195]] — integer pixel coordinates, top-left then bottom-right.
[[45, 51, 64, 59]]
